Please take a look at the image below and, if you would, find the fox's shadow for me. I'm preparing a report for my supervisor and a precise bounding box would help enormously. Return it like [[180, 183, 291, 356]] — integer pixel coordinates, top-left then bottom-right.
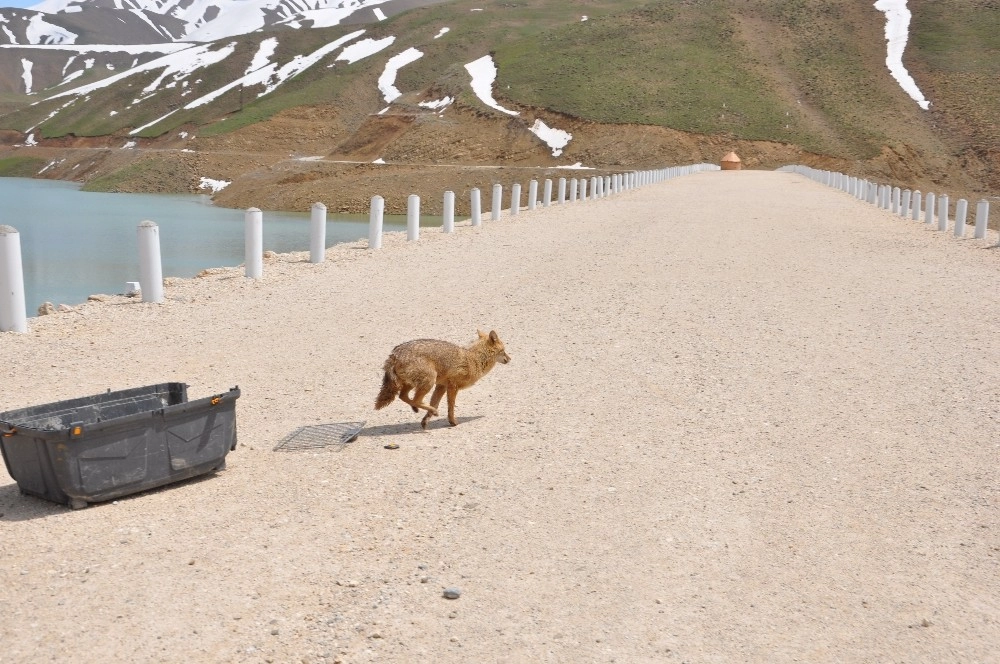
[[361, 416, 484, 438]]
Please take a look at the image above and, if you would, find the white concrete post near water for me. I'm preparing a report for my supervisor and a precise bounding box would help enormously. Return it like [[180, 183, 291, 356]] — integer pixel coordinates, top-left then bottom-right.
[[924, 193, 936, 226], [911, 191, 922, 221], [937, 194, 949, 232], [407, 194, 420, 241], [528, 180, 538, 211], [0, 225, 27, 333], [310, 202, 326, 263], [954, 199, 968, 238], [543, 179, 553, 207], [443, 191, 455, 233], [975, 200, 990, 240], [244, 208, 263, 279], [557, 178, 566, 204], [368, 195, 384, 249], [491, 184, 502, 221], [901, 190, 912, 219], [510, 183, 521, 216], [470, 188, 482, 227], [137, 220, 165, 303]]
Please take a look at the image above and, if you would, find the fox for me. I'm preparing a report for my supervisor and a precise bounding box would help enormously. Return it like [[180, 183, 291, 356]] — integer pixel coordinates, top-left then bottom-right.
[[374, 330, 511, 429]]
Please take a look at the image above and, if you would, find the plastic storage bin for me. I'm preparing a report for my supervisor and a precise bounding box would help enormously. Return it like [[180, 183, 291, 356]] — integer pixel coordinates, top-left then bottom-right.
[[0, 383, 240, 509]]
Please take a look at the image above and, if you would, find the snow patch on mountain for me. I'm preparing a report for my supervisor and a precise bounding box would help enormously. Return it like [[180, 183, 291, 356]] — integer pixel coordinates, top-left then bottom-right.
[[0, 43, 191, 54], [138, 29, 363, 133], [25, 14, 77, 44], [20, 57, 32, 93], [199, 176, 230, 192], [335, 35, 394, 64], [294, 0, 393, 31], [529, 119, 571, 157], [246, 36, 278, 74], [140, 41, 236, 95], [874, 0, 930, 110], [378, 47, 422, 103], [418, 96, 453, 112], [60, 68, 83, 85], [464, 54, 517, 116], [49, 42, 235, 100]]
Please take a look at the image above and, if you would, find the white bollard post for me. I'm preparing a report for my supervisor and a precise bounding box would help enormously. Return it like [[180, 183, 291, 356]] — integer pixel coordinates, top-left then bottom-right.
[[580, 178, 588, 202], [0, 225, 27, 333], [900, 190, 911, 218], [471, 188, 482, 227], [924, 193, 935, 225], [569, 178, 578, 203], [557, 178, 566, 204], [954, 199, 968, 238], [892, 187, 901, 214], [911, 191, 922, 221], [407, 194, 420, 241], [491, 184, 502, 221], [443, 191, 455, 233], [368, 195, 384, 249], [937, 194, 949, 232], [244, 208, 263, 280], [310, 202, 326, 264], [543, 179, 553, 207], [528, 180, 538, 211], [975, 200, 990, 240], [510, 183, 521, 216], [137, 220, 165, 302]]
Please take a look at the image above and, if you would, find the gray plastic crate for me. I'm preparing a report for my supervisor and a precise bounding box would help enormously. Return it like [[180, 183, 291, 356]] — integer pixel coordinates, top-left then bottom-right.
[[0, 383, 239, 509]]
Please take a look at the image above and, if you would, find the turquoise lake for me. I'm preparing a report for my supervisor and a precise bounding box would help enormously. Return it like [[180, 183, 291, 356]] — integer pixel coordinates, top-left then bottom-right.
[[0, 177, 425, 313]]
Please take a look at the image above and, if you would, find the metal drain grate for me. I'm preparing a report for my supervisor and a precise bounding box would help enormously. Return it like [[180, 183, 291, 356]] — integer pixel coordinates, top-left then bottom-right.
[[273, 421, 365, 452]]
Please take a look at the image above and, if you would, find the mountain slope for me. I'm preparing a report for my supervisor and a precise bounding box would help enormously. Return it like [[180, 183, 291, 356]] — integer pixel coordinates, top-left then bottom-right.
[[0, 0, 996, 210]]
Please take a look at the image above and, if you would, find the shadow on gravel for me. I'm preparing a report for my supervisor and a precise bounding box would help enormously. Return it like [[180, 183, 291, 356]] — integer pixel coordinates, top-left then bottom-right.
[[0, 471, 223, 521], [360, 416, 484, 438], [0, 483, 63, 522]]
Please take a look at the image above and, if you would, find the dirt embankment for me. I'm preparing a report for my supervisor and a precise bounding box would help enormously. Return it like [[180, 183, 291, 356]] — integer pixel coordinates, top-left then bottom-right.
[[0, 100, 991, 215]]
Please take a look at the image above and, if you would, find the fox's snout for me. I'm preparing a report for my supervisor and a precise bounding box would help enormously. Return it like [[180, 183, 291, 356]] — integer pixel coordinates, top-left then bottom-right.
[[498, 350, 511, 364]]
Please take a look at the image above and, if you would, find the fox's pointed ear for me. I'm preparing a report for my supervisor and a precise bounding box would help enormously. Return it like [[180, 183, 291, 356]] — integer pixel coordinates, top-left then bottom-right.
[[477, 329, 487, 339], [489, 330, 499, 343]]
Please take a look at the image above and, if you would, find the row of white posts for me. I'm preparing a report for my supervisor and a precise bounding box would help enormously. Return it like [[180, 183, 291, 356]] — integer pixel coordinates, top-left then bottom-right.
[[780, 165, 993, 242], [367, 164, 720, 249], [0, 163, 719, 332]]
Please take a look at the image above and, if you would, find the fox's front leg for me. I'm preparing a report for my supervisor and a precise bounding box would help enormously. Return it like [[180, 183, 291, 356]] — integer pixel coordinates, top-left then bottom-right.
[[422, 385, 447, 429], [446, 385, 459, 426]]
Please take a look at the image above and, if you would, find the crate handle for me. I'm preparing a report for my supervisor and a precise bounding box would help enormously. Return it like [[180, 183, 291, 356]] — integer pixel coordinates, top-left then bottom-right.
[[1, 425, 16, 437]]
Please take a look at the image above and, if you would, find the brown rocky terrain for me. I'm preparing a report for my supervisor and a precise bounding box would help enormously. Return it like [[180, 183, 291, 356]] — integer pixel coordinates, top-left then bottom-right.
[[2, 98, 992, 217]]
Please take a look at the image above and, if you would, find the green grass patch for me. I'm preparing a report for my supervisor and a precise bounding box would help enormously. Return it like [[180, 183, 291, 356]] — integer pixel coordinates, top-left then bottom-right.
[[0, 156, 47, 177]]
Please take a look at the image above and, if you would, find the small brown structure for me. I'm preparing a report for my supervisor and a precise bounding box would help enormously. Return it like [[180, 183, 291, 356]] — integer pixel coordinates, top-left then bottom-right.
[[721, 151, 742, 171]]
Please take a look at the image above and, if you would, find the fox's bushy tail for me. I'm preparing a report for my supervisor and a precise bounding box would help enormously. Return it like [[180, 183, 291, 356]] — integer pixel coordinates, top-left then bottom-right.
[[374, 362, 399, 410]]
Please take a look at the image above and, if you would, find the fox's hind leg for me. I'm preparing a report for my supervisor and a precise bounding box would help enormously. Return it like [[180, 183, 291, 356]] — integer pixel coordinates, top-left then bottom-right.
[[421, 385, 447, 429], [398, 376, 439, 418]]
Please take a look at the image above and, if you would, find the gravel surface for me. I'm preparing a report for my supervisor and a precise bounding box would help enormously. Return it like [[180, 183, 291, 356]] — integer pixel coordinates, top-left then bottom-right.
[[1, 170, 998, 663]]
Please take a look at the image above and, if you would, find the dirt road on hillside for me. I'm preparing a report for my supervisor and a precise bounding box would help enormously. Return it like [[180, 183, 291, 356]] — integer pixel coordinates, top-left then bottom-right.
[[1, 171, 998, 663]]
